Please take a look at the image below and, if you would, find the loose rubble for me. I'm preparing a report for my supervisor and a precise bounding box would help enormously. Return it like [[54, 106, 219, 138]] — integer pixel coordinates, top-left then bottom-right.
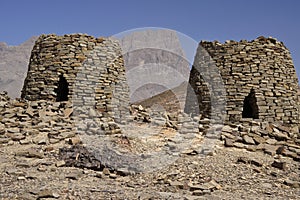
[[1, 91, 300, 199]]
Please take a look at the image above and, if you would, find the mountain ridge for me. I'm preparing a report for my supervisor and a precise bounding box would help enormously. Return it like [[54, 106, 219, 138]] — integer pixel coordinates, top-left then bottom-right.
[[0, 36, 38, 98]]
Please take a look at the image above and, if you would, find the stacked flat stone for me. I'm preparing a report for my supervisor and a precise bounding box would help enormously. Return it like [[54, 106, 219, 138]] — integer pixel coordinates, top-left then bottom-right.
[[185, 36, 299, 132], [22, 34, 96, 100], [21, 34, 130, 133]]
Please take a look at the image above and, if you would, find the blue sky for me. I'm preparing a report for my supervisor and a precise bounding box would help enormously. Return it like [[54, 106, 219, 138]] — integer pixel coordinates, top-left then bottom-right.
[[1, 0, 300, 79]]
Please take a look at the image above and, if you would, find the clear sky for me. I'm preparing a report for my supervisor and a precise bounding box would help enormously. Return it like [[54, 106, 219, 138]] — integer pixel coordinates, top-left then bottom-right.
[[1, 0, 300, 79]]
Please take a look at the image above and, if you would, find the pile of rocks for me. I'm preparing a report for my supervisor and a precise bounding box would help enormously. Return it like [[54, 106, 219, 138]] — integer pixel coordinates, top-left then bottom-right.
[[221, 120, 300, 161], [129, 104, 200, 133], [2, 89, 299, 165], [0, 97, 75, 145]]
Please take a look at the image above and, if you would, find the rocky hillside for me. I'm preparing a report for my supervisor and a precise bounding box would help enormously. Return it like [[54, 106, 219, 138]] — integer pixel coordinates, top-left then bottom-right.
[[0, 36, 37, 98], [134, 81, 188, 112]]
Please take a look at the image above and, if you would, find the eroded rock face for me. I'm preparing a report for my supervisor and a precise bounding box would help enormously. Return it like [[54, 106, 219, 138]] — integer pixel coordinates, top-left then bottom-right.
[[0, 36, 37, 98], [119, 29, 190, 103]]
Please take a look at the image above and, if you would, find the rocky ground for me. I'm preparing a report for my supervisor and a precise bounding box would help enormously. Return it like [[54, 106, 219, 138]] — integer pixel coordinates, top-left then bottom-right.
[[1, 135, 299, 199], [1, 92, 300, 199]]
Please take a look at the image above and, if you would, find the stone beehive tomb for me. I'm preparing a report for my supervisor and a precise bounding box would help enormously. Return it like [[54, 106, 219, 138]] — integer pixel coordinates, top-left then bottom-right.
[[185, 36, 299, 128], [21, 34, 129, 124]]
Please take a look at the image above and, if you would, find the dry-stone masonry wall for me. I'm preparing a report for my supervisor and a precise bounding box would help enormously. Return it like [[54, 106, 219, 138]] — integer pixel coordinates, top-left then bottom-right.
[[21, 34, 129, 125], [185, 36, 299, 130]]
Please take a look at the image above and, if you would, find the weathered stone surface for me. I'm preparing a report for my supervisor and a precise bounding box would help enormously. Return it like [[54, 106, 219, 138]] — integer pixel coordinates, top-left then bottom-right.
[[224, 138, 234, 147], [58, 145, 103, 171], [284, 179, 300, 188], [120, 29, 190, 106], [37, 189, 59, 199], [15, 149, 44, 159], [271, 161, 287, 170], [243, 135, 255, 145]]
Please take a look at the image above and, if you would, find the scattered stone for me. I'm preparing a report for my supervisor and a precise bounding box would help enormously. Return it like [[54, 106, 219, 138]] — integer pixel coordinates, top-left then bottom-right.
[[0, 124, 6, 134], [250, 159, 263, 167], [17, 176, 26, 180], [15, 149, 44, 159], [7, 127, 20, 133], [103, 168, 110, 175], [6, 169, 26, 176], [246, 145, 257, 152], [263, 144, 278, 156], [284, 179, 300, 188], [109, 173, 118, 179], [169, 180, 184, 189], [222, 125, 233, 133], [64, 108, 73, 117], [189, 179, 221, 191], [243, 135, 255, 145], [272, 128, 289, 140], [252, 135, 265, 144], [7, 133, 26, 141], [271, 161, 287, 170], [266, 138, 277, 145], [261, 183, 273, 189], [234, 142, 246, 149], [0, 137, 11, 144], [68, 137, 82, 145], [58, 145, 103, 171], [237, 157, 248, 164], [276, 146, 286, 155], [222, 132, 236, 140], [95, 172, 103, 178], [20, 138, 32, 145], [37, 189, 59, 199], [33, 134, 48, 145], [66, 171, 82, 180], [192, 190, 211, 196], [55, 160, 66, 167], [224, 138, 234, 147]]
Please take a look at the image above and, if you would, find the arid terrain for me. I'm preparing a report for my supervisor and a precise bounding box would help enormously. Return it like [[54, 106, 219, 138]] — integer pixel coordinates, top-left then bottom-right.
[[0, 92, 299, 199]]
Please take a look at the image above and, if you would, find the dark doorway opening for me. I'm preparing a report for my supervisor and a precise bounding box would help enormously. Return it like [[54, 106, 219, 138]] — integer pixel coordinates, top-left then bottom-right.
[[242, 89, 259, 119], [56, 75, 69, 102]]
